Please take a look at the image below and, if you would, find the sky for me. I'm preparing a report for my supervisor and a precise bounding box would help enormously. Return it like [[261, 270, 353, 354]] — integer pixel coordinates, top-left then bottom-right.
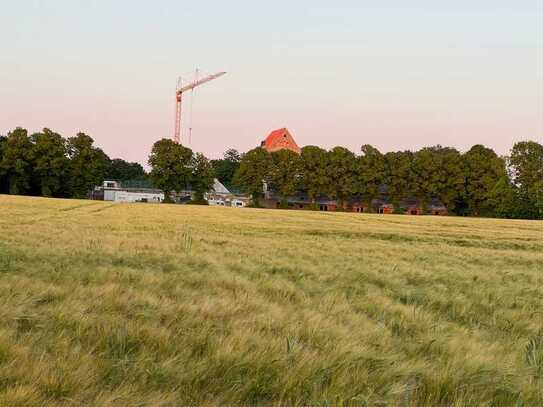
[[1, 1, 542, 165]]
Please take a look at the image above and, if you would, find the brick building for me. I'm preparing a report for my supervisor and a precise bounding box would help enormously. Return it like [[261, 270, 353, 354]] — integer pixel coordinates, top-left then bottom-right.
[[261, 128, 301, 154]]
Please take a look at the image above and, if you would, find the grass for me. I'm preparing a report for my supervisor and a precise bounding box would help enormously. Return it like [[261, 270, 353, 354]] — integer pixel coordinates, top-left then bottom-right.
[[1, 194, 543, 406]]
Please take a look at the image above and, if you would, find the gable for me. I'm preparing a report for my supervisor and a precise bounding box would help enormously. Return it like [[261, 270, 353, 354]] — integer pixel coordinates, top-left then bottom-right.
[[261, 128, 301, 154]]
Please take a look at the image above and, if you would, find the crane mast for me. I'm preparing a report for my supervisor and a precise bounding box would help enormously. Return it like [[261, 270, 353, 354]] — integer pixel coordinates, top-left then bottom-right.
[[174, 71, 226, 144]]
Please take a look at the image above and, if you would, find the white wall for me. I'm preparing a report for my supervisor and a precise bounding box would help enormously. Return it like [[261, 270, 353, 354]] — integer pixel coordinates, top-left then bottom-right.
[[112, 191, 164, 203], [104, 190, 117, 201]]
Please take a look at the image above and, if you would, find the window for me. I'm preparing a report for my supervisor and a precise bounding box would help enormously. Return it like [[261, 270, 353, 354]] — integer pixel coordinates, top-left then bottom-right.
[[320, 205, 328, 211]]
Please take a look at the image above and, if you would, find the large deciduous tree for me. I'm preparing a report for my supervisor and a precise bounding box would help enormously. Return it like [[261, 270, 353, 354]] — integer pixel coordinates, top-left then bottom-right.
[[300, 146, 329, 208], [463, 145, 509, 217], [509, 141, 543, 219], [412, 146, 464, 213], [0, 135, 8, 194], [31, 128, 70, 197], [327, 147, 357, 210], [0, 128, 34, 195], [148, 139, 193, 202], [383, 150, 414, 210], [67, 133, 109, 198], [105, 158, 147, 182], [233, 147, 271, 207], [269, 149, 302, 207], [486, 176, 517, 219], [210, 149, 241, 188], [358, 145, 385, 210], [190, 152, 215, 202]]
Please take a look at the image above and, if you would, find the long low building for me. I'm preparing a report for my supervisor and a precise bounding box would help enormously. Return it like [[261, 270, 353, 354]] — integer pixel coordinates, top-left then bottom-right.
[[205, 179, 251, 208], [261, 192, 447, 215], [92, 181, 165, 203], [108, 189, 164, 203], [92, 179, 250, 206]]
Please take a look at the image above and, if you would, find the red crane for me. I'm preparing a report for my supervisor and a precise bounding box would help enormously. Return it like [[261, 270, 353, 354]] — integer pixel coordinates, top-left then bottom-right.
[[174, 71, 227, 144]]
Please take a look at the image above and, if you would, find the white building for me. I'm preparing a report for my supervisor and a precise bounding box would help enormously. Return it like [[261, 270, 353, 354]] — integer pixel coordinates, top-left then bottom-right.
[[110, 190, 164, 203], [94, 179, 249, 206], [206, 180, 250, 208], [100, 181, 164, 203]]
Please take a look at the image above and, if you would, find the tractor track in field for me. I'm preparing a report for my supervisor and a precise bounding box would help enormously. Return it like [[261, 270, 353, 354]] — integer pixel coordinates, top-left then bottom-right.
[[59, 202, 102, 212], [88, 203, 118, 213], [16, 202, 112, 225]]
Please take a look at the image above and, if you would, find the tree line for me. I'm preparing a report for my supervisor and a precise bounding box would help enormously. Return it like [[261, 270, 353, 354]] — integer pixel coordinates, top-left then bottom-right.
[[0, 127, 146, 198], [0, 130, 216, 203], [232, 143, 543, 219], [2, 127, 542, 219], [148, 139, 215, 202]]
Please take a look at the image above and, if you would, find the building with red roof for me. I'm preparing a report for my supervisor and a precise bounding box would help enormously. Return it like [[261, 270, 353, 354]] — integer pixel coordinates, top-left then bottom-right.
[[260, 128, 301, 154]]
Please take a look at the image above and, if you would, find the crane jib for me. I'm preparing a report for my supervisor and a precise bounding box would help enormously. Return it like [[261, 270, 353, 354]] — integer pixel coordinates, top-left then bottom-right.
[[173, 71, 226, 144]]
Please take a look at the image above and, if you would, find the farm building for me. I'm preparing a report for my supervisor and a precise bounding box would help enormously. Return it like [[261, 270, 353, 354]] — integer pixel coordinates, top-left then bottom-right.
[[261, 192, 446, 215], [346, 199, 370, 213], [92, 179, 241, 205], [261, 194, 338, 211], [206, 179, 251, 208], [370, 196, 395, 214], [428, 198, 448, 215], [92, 181, 164, 203], [399, 197, 448, 215], [261, 128, 301, 154]]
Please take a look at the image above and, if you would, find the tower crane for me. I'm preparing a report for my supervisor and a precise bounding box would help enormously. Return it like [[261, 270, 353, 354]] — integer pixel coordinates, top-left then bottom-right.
[[174, 71, 226, 144]]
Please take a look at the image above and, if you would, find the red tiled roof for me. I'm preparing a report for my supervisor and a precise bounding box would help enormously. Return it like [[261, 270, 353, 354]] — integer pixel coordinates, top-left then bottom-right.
[[261, 128, 301, 154]]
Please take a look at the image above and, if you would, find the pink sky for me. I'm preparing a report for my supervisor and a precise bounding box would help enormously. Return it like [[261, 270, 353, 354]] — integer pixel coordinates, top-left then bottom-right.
[[2, 1, 542, 165]]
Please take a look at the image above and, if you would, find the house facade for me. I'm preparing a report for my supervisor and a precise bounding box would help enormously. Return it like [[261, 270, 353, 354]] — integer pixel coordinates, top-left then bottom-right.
[[261, 192, 447, 215]]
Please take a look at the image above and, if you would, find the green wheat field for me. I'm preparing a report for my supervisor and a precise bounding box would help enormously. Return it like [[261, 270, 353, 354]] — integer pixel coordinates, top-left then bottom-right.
[[1, 195, 543, 406]]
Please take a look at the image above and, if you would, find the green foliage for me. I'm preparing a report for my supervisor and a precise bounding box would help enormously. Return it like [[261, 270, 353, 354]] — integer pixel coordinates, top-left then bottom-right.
[[210, 149, 240, 188], [148, 139, 193, 202], [31, 129, 70, 197], [510, 141, 543, 188], [300, 146, 329, 203], [0, 128, 35, 195], [0, 135, 7, 194], [412, 146, 465, 213], [487, 176, 517, 219], [383, 150, 414, 206], [67, 133, 109, 198], [327, 147, 357, 209], [269, 150, 302, 202], [191, 153, 215, 202], [463, 145, 509, 217], [358, 145, 386, 209], [509, 141, 543, 219], [105, 158, 147, 182], [233, 147, 271, 206]]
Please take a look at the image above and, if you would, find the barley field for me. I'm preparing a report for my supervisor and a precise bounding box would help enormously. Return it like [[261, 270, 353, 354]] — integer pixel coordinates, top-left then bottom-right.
[[1, 195, 543, 406]]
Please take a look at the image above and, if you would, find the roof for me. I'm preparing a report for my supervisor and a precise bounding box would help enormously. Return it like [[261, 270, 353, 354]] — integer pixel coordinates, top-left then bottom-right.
[[261, 128, 301, 154], [212, 178, 231, 194], [398, 197, 447, 210], [428, 198, 447, 210]]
